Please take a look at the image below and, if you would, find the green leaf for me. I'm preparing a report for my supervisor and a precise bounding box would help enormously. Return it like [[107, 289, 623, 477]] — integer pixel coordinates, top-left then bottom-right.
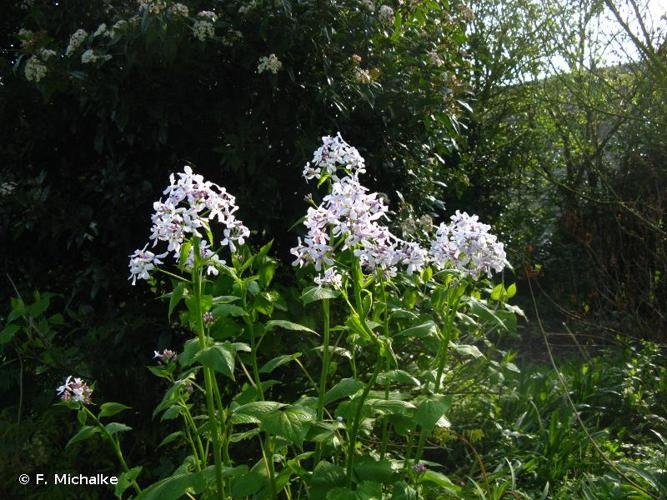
[[395, 321, 438, 339], [211, 303, 247, 318], [468, 298, 508, 331], [490, 283, 504, 301], [506, 283, 517, 299], [231, 469, 265, 497], [301, 286, 339, 306], [260, 353, 302, 374], [324, 378, 364, 405], [265, 320, 317, 336], [98, 402, 131, 418], [158, 431, 184, 448], [66, 425, 99, 448], [115, 466, 142, 498], [0, 324, 20, 345], [134, 468, 214, 500], [421, 470, 460, 495], [179, 338, 202, 367], [415, 397, 451, 433], [260, 405, 315, 447], [232, 401, 286, 424], [311, 461, 345, 499], [105, 422, 132, 435], [168, 283, 187, 320], [195, 342, 236, 379], [451, 343, 484, 359], [376, 370, 421, 387], [366, 399, 416, 416], [353, 456, 396, 483]]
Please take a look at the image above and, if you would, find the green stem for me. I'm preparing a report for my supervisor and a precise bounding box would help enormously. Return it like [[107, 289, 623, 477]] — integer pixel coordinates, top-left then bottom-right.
[[192, 239, 225, 499], [345, 357, 382, 488], [434, 296, 461, 393], [379, 277, 391, 459], [83, 406, 141, 494], [315, 298, 331, 464]]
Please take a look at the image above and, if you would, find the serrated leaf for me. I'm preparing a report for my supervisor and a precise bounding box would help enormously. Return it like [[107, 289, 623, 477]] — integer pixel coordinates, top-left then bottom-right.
[[232, 401, 286, 424], [422, 470, 460, 494], [415, 397, 451, 433], [265, 320, 317, 336], [195, 342, 235, 379], [168, 283, 187, 320], [179, 338, 202, 367], [301, 286, 339, 305], [260, 405, 315, 447], [395, 321, 438, 339], [115, 466, 142, 498], [212, 303, 247, 318], [324, 378, 364, 405], [353, 456, 396, 483], [66, 425, 99, 448], [99, 402, 131, 418], [105, 422, 132, 435], [158, 431, 184, 448], [260, 353, 302, 374], [451, 343, 484, 359]]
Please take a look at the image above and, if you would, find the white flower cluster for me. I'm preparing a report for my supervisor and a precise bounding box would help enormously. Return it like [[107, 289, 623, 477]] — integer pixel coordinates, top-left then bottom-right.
[[222, 29, 243, 47], [57, 376, 93, 404], [18, 28, 33, 48], [93, 23, 108, 37], [354, 67, 372, 84], [66, 29, 88, 56], [360, 0, 375, 12], [378, 5, 394, 24], [81, 49, 111, 64], [193, 18, 215, 41], [257, 54, 282, 74], [170, 3, 189, 17], [153, 349, 177, 364], [129, 166, 249, 284], [24, 56, 47, 82], [238, 1, 258, 14], [137, 0, 166, 15], [110, 20, 129, 37], [427, 49, 443, 67], [302, 133, 366, 181], [430, 211, 507, 279]]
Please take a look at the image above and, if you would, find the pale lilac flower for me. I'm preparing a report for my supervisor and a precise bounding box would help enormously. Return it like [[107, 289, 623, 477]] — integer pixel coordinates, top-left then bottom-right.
[[130, 166, 248, 283], [203, 312, 215, 327], [430, 211, 506, 279], [302, 133, 366, 181], [57, 376, 93, 404], [128, 244, 166, 285], [412, 463, 427, 473], [154, 349, 177, 364], [314, 267, 343, 289]]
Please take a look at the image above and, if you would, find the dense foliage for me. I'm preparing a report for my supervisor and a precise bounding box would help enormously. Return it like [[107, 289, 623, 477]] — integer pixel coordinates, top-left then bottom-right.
[[1, 0, 666, 498]]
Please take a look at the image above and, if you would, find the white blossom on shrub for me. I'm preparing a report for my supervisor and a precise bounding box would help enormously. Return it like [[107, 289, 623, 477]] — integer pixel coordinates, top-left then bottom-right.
[[193, 20, 215, 41], [93, 23, 108, 37], [378, 5, 394, 24], [40, 49, 57, 61], [222, 29, 243, 47], [430, 210, 506, 278], [354, 67, 373, 84], [65, 29, 88, 56], [24, 56, 47, 82], [169, 3, 189, 17], [257, 54, 283, 74], [360, 0, 375, 12], [137, 0, 166, 15]]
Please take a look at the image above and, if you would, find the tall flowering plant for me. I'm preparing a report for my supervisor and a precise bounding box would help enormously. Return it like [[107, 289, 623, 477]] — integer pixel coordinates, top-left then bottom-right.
[[290, 133, 517, 496], [57, 142, 520, 499]]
